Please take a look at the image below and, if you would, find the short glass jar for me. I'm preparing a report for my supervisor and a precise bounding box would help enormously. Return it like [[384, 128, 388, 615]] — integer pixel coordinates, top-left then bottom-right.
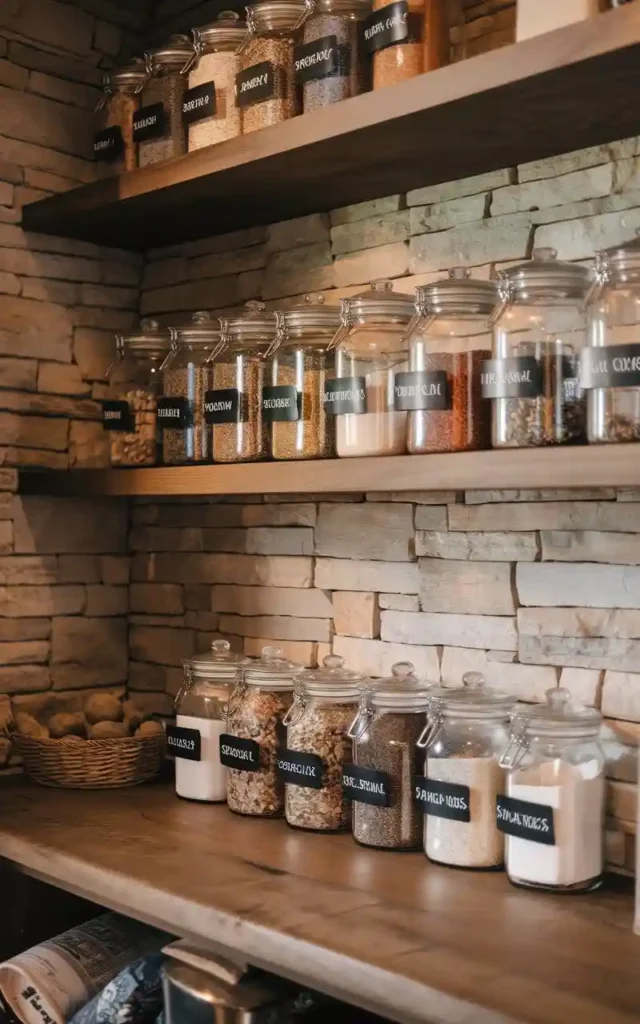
[[403, 269, 496, 454], [296, 0, 370, 114], [173, 640, 249, 803], [417, 673, 514, 870], [499, 689, 605, 893], [212, 302, 283, 463], [225, 646, 298, 818], [269, 293, 340, 460], [104, 319, 172, 467], [328, 280, 414, 457], [237, 0, 312, 135], [282, 655, 364, 832], [139, 35, 193, 167], [488, 248, 590, 448], [583, 233, 640, 443], [188, 12, 246, 152], [94, 63, 146, 173], [347, 662, 431, 850], [160, 312, 223, 465], [366, 0, 447, 91]]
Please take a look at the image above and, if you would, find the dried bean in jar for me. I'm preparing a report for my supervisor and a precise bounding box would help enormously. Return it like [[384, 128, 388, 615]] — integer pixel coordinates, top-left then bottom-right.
[[226, 688, 292, 817], [407, 349, 492, 454], [496, 350, 585, 447], [285, 704, 354, 831], [109, 388, 159, 467]]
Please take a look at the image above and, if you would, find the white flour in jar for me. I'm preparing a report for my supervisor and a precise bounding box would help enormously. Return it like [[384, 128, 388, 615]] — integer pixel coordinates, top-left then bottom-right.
[[188, 50, 241, 151], [425, 756, 505, 868], [336, 367, 407, 457], [175, 714, 227, 802]]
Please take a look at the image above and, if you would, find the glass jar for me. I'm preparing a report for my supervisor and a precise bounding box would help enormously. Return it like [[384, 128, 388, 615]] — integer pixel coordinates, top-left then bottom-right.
[[296, 0, 370, 114], [403, 269, 496, 454], [138, 35, 193, 167], [347, 662, 431, 850], [281, 654, 364, 832], [487, 248, 590, 448], [188, 12, 246, 152], [269, 293, 340, 460], [499, 688, 605, 893], [237, 0, 312, 135], [225, 646, 298, 817], [94, 63, 146, 173], [160, 312, 223, 465], [366, 0, 447, 91], [213, 302, 283, 463], [173, 640, 249, 803], [327, 280, 414, 457], [583, 232, 640, 443], [104, 319, 172, 467], [416, 673, 514, 870]]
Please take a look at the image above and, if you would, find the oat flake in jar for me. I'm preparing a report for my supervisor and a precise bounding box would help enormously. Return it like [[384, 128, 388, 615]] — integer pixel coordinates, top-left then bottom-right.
[[188, 12, 246, 151]]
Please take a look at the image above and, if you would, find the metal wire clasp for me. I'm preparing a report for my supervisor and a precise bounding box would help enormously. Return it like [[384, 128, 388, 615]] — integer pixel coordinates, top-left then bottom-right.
[[174, 659, 195, 712], [282, 684, 307, 728], [499, 717, 529, 770], [347, 697, 374, 741], [416, 697, 444, 750], [224, 679, 247, 723]]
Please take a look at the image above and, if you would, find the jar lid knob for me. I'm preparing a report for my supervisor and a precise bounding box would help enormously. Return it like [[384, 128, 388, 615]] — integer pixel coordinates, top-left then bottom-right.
[[391, 661, 415, 679], [261, 645, 282, 661], [245, 299, 266, 312], [193, 310, 212, 323], [370, 279, 393, 292], [546, 687, 571, 712], [322, 654, 344, 670], [218, 8, 240, 17], [449, 267, 471, 280], [532, 247, 558, 262], [140, 318, 159, 331], [211, 639, 231, 654], [462, 671, 485, 690], [305, 292, 325, 305]]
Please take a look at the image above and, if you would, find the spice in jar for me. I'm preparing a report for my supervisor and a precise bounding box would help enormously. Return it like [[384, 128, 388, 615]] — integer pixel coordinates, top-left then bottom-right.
[[187, 13, 246, 151], [94, 63, 146, 173], [365, 0, 447, 91], [160, 312, 223, 465], [295, 0, 370, 114], [138, 36, 193, 167]]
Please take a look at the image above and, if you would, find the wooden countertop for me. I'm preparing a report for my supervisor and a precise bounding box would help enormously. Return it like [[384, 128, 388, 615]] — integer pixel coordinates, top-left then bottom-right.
[[0, 779, 637, 1024]]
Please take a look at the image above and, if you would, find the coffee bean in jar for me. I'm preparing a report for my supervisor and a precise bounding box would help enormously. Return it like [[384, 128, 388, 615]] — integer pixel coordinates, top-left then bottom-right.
[[160, 312, 223, 465], [187, 12, 246, 151], [295, 0, 371, 114], [137, 35, 193, 167], [94, 62, 147, 174]]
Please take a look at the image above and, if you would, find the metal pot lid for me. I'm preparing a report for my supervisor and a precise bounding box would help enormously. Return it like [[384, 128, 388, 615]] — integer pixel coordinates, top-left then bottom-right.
[[122, 318, 172, 355], [244, 645, 298, 689], [282, 293, 341, 335], [427, 673, 514, 718], [368, 662, 432, 710], [295, 654, 365, 699], [246, 0, 312, 36], [343, 279, 415, 324], [520, 687, 602, 737], [145, 34, 194, 75], [103, 62, 147, 92], [501, 248, 592, 300], [221, 300, 281, 345], [174, 310, 223, 348], [189, 639, 250, 680], [194, 11, 247, 50], [415, 268, 498, 317]]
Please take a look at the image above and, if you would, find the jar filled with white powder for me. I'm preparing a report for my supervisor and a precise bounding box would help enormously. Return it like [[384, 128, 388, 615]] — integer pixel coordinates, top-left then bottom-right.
[[171, 639, 249, 802], [499, 688, 605, 893], [417, 673, 514, 870], [188, 12, 246, 152]]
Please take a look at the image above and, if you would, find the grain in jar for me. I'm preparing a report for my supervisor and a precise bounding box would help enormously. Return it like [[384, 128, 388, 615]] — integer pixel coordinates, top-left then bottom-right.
[[137, 36, 193, 167], [94, 63, 146, 173], [225, 646, 298, 818], [295, 0, 370, 114], [364, 0, 447, 91], [187, 12, 246, 151], [160, 312, 223, 465]]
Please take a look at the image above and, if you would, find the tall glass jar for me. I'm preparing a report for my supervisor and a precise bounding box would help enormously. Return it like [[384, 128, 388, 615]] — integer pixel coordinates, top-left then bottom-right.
[[225, 646, 298, 818], [188, 13, 246, 151], [487, 248, 590, 448], [172, 640, 249, 803], [403, 269, 496, 454], [160, 312, 223, 465], [213, 302, 283, 463], [347, 662, 431, 850], [269, 293, 340, 460], [296, 0, 371, 114], [416, 673, 514, 870], [138, 35, 193, 167], [327, 280, 414, 457], [365, 0, 447, 91], [499, 689, 605, 893], [583, 233, 640, 443], [104, 320, 172, 468], [94, 63, 146, 173], [237, 0, 312, 135], [281, 655, 364, 832]]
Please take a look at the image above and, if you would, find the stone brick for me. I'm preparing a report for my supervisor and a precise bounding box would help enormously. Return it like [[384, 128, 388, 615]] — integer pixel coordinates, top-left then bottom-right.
[[416, 530, 538, 561], [518, 144, 614, 183], [241, 503, 317, 527], [0, 468, 17, 491], [333, 242, 409, 287], [0, 641, 50, 665], [558, 667, 603, 708], [68, 420, 110, 468], [179, 225, 265, 259], [128, 662, 168, 693], [492, 164, 613, 217], [29, 71, 99, 111], [0, 519, 11, 554], [440, 646, 557, 702], [601, 719, 640, 783], [219, 615, 331, 642], [465, 489, 614, 504], [265, 213, 329, 252], [243, 637, 317, 667], [184, 610, 219, 632], [601, 671, 640, 722], [0, 446, 68, 470], [449, 501, 640, 532], [0, 618, 50, 641], [211, 585, 332, 618], [332, 635, 440, 680], [369, 490, 460, 504], [130, 526, 204, 552], [20, 278, 80, 305], [407, 168, 513, 206], [332, 592, 379, 639], [85, 585, 128, 616], [93, 19, 123, 57], [0, 555, 57, 585], [0, 0, 94, 55], [262, 264, 334, 301], [413, 507, 448, 530], [0, 273, 20, 296], [418, 559, 515, 614], [129, 625, 195, 667], [184, 585, 211, 611], [13, 496, 127, 554], [0, 84, 92, 159], [50, 617, 127, 688], [535, 209, 640, 262], [101, 555, 130, 585], [410, 213, 533, 273], [266, 242, 330, 280], [331, 195, 402, 226], [0, 57, 29, 90], [0, 296, 72, 362], [130, 614, 186, 629], [518, 607, 640, 640], [520, 634, 640, 673], [37, 362, 90, 397], [331, 211, 410, 256], [379, 593, 420, 612], [381, 610, 517, 650], [2, 585, 85, 617], [0, 665, 50, 693], [56, 555, 101, 583], [517, 563, 640, 609], [130, 583, 184, 615], [315, 558, 420, 594], [73, 328, 118, 380], [80, 283, 137, 309], [540, 531, 640, 565], [607, 780, 637, 827], [409, 194, 487, 235], [190, 245, 266, 281], [315, 503, 414, 561], [142, 257, 188, 291], [244, 527, 313, 556]]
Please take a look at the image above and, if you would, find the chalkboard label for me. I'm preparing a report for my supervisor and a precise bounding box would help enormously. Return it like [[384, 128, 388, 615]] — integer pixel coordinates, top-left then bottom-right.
[[262, 385, 300, 422], [182, 81, 216, 124], [276, 749, 325, 789], [157, 396, 191, 430], [204, 389, 247, 424], [93, 125, 123, 162], [480, 357, 543, 399], [342, 763, 390, 806], [132, 102, 166, 143], [235, 62, 275, 107], [414, 776, 471, 822], [580, 344, 640, 390], [394, 370, 450, 411], [363, 1, 409, 54], [323, 376, 367, 416], [496, 794, 555, 846], [166, 724, 201, 762], [219, 734, 260, 772], [102, 400, 133, 432], [294, 35, 339, 83]]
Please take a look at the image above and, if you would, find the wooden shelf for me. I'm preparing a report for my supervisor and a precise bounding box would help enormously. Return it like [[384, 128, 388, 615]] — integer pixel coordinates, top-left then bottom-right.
[[16, 445, 640, 497], [21, 5, 640, 248]]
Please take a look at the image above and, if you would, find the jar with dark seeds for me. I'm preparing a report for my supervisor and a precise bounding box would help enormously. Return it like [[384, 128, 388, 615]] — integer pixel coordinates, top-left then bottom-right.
[[296, 0, 371, 114], [138, 35, 193, 167]]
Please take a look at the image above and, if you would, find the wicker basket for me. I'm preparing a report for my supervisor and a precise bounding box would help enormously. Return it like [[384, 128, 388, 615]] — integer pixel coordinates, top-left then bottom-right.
[[18, 734, 165, 789]]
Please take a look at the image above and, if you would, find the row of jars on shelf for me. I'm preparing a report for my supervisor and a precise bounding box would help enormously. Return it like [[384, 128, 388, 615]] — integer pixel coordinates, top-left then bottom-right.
[[103, 236, 640, 466], [95, 0, 448, 172], [172, 640, 606, 894]]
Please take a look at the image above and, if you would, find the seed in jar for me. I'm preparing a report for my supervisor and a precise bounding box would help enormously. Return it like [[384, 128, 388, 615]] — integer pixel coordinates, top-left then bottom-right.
[[109, 388, 159, 467], [162, 365, 212, 464], [226, 689, 292, 817], [285, 704, 354, 832]]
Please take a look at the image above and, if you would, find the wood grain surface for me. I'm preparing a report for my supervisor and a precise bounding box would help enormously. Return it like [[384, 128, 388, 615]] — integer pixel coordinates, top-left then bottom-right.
[[0, 779, 636, 1024]]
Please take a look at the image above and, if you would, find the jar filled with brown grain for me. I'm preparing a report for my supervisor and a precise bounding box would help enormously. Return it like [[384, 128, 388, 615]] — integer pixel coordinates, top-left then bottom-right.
[[160, 311, 224, 465], [138, 35, 194, 167], [236, 0, 313, 134], [403, 268, 496, 454], [94, 62, 147, 173], [347, 662, 432, 850], [487, 248, 590, 448], [187, 12, 246, 152], [296, 0, 371, 114], [327, 280, 414, 457], [104, 319, 172, 467], [364, 0, 447, 91], [268, 293, 341, 461], [225, 646, 298, 818], [282, 654, 366, 833]]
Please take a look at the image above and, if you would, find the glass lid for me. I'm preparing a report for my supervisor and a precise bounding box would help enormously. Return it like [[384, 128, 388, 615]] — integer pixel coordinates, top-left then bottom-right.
[[189, 639, 250, 680], [427, 673, 514, 718], [103, 62, 147, 93], [173, 311, 224, 350], [415, 268, 498, 317], [193, 11, 247, 51], [500, 248, 592, 301], [295, 654, 365, 699], [367, 661, 431, 710], [342, 280, 415, 325], [145, 34, 194, 75], [245, 0, 312, 35], [520, 687, 602, 738], [244, 645, 298, 689], [221, 301, 282, 347], [282, 293, 341, 339], [310, 0, 370, 11], [120, 319, 172, 357], [597, 228, 640, 280]]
